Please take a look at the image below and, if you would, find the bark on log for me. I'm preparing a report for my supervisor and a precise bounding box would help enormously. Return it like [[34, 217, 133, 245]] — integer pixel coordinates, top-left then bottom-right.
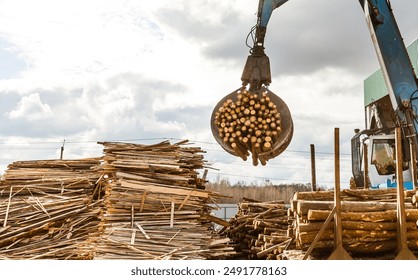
[[293, 189, 415, 202], [225, 199, 290, 259], [297, 200, 414, 216], [212, 89, 284, 166], [307, 209, 418, 222], [303, 238, 418, 254], [297, 220, 416, 232]]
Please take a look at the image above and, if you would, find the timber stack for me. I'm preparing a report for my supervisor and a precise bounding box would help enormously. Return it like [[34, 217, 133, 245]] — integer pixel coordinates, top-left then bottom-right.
[[0, 158, 102, 259], [225, 198, 291, 259], [93, 140, 236, 260], [213, 89, 282, 166], [289, 188, 418, 258]]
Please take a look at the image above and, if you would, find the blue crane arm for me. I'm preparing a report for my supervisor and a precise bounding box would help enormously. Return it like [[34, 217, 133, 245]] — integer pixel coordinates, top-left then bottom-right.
[[258, 0, 288, 28], [256, 0, 418, 114], [360, 0, 418, 134], [254, 0, 418, 131], [242, 0, 288, 90]]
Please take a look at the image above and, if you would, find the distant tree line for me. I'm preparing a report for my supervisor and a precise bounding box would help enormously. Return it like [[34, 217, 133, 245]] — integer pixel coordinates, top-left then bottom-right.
[[206, 178, 317, 204]]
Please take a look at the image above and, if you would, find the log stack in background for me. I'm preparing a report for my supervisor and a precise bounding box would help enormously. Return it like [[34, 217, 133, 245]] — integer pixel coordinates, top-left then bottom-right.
[[289, 189, 418, 258], [413, 190, 418, 208], [0, 158, 102, 259], [93, 140, 236, 260], [213, 89, 282, 166], [224, 198, 291, 260]]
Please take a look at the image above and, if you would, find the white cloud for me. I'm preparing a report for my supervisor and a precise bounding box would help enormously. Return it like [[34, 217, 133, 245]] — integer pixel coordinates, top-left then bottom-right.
[[0, 0, 417, 188], [0, 1, 170, 88], [8, 92, 53, 121]]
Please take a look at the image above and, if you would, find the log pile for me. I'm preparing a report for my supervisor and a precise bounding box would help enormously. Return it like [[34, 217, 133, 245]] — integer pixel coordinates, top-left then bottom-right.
[[225, 198, 291, 259], [0, 158, 102, 259], [289, 188, 418, 258], [93, 140, 236, 260], [212, 89, 282, 166]]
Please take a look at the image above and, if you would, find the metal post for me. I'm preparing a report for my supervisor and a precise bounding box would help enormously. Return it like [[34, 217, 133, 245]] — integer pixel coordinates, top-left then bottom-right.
[[363, 143, 369, 189], [409, 140, 418, 190], [334, 128, 342, 248], [310, 144, 317, 191], [60, 140, 65, 160], [202, 169, 208, 181]]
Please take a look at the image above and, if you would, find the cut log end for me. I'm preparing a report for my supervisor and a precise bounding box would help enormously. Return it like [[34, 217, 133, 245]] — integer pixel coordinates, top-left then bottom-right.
[[213, 89, 283, 165]]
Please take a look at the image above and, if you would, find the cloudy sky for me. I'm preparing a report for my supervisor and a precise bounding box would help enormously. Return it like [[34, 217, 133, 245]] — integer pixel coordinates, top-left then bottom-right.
[[1, 0, 418, 188]]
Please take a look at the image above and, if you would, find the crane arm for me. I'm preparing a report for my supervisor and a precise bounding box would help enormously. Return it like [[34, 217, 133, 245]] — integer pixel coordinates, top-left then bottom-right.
[[255, 0, 418, 142], [359, 0, 418, 159], [255, 0, 288, 46], [258, 0, 288, 28], [241, 0, 288, 91], [360, 0, 418, 114]]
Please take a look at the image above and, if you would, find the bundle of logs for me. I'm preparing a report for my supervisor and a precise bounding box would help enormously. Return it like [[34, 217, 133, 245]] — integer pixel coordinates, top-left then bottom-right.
[[213, 89, 282, 166], [224, 198, 292, 260], [289, 189, 418, 258], [93, 140, 236, 260], [0, 158, 103, 259]]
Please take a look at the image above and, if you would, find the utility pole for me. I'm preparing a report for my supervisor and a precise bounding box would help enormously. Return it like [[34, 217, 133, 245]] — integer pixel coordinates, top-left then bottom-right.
[[60, 140, 65, 160], [310, 144, 317, 191]]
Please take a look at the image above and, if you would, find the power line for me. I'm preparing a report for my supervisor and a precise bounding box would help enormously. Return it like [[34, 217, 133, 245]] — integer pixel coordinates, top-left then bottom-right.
[[0, 138, 355, 170], [209, 171, 350, 185], [212, 161, 353, 173], [0, 136, 355, 185], [0, 137, 352, 156]]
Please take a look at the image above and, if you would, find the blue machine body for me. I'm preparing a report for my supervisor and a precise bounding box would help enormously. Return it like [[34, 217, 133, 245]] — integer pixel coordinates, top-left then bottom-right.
[[361, 0, 418, 133]]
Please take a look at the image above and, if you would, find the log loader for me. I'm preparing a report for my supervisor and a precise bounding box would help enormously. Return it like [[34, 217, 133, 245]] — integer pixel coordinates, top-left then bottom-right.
[[210, 0, 418, 191], [351, 1, 418, 190]]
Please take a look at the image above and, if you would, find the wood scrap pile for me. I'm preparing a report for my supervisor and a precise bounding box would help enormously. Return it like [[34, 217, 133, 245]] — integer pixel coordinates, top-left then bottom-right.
[[0, 158, 102, 259], [224, 198, 291, 259], [289, 188, 418, 258], [93, 140, 235, 260]]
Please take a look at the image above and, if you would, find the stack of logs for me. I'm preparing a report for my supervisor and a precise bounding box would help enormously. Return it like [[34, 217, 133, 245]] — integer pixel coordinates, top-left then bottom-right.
[[93, 140, 236, 260], [213, 89, 282, 166], [0, 158, 102, 259], [225, 198, 292, 259], [289, 189, 418, 258]]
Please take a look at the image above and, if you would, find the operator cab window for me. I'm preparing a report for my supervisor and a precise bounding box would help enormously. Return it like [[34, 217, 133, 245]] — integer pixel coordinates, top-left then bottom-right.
[[371, 139, 409, 175], [371, 139, 397, 175]]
